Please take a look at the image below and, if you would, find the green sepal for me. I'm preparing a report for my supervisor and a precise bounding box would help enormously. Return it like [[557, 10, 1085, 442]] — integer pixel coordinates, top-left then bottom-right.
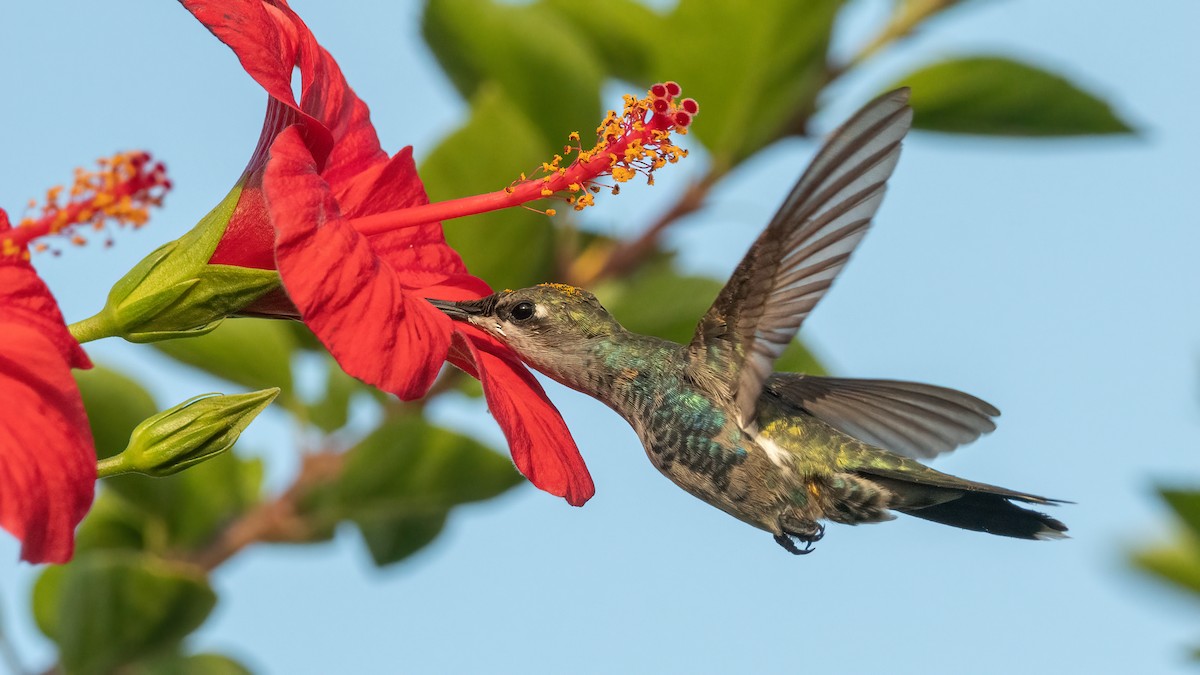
[[81, 184, 283, 343]]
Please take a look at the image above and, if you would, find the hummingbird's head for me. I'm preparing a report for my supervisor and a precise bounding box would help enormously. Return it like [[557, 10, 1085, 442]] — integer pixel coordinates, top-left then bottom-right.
[[428, 283, 622, 379]]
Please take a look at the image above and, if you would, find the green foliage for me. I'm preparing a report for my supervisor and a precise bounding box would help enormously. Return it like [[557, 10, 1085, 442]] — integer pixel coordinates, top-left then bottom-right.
[[649, 0, 840, 167], [892, 56, 1134, 136], [124, 652, 254, 675], [75, 365, 158, 459], [1132, 486, 1200, 656], [422, 0, 604, 143], [595, 259, 825, 374], [307, 415, 524, 565], [34, 551, 216, 675], [542, 0, 661, 83], [152, 318, 299, 408], [105, 451, 264, 552], [421, 85, 557, 290]]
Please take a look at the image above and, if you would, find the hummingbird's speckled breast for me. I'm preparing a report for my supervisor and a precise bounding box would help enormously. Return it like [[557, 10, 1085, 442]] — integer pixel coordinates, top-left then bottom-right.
[[586, 337, 799, 532]]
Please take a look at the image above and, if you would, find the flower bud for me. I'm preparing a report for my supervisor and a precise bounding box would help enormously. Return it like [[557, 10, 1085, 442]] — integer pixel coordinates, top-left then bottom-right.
[[98, 388, 279, 478]]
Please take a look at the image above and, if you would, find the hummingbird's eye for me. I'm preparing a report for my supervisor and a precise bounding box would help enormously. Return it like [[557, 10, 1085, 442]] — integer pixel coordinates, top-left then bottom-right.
[[510, 301, 536, 321]]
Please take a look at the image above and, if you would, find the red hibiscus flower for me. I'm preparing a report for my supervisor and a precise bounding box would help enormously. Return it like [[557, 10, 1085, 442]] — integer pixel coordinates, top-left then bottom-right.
[[0, 153, 169, 562], [180, 0, 695, 506]]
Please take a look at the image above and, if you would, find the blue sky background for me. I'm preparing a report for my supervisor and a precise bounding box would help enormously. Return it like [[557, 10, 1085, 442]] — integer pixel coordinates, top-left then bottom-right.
[[2, 1, 1198, 673]]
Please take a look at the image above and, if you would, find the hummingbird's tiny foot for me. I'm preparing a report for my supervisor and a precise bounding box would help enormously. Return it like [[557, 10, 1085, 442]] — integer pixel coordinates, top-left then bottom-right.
[[811, 522, 826, 543], [774, 533, 816, 556]]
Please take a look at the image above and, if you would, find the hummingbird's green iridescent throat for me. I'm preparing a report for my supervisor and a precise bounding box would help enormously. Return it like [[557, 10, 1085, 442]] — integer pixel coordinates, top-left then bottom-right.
[[428, 88, 1067, 555]]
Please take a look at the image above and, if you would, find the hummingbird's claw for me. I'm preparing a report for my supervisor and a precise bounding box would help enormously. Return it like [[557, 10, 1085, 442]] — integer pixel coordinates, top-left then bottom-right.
[[774, 523, 826, 555], [774, 533, 817, 555]]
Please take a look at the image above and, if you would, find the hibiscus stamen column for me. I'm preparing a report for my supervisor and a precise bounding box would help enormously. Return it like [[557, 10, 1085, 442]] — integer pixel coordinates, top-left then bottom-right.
[[1, 152, 171, 258], [349, 84, 699, 235]]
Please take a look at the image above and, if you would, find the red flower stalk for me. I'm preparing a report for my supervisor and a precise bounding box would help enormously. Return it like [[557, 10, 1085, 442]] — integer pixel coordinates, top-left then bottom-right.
[[177, 1, 695, 507], [0, 152, 169, 563]]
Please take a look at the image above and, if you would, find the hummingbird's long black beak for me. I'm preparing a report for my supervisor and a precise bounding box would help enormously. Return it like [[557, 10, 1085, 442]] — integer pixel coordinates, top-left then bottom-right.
[[426, 296, 493, 322]]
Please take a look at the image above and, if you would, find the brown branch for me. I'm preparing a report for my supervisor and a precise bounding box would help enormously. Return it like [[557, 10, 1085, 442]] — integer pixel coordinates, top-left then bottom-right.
[[188, 450, 345, 571], [571, 170, 721, 287]]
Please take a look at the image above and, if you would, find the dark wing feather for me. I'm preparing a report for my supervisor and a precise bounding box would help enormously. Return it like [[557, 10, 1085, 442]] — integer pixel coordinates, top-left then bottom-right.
[[685, 89, 914, 428], [766, 374, 1000, 459]]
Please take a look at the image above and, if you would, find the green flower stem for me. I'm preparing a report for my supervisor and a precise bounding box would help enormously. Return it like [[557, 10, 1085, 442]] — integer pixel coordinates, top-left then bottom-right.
[[95, 455, 130, 479], [68, 312, 115, 344]]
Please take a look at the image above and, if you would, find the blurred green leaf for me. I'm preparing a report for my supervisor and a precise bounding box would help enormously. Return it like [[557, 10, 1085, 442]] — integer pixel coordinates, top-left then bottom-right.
[[34, 551, 215, 675], [105, 451, 264, 552], [308, 360, 361, 433], [652, 0, 839, 167], [1161, 488, 1200, 537], [126, 652, 254, 675], [338, 416, 523, 512], [422, 84, 557, 290], [73, 492, 159, 553], [1133, 537, 1200, 597], [357, 512, 449, 566], [422, 0, 603, 143], [75, 365, 157, 459], [775, 339, 826, 376], [594, 259, 724, 343], [152, 318, 297, 406], [283, 321, 325, 351], [543, 0, 662, 84], [310, 415, 523, 565], [892, 56, 1134, 136], [594, 259, 825, 374]]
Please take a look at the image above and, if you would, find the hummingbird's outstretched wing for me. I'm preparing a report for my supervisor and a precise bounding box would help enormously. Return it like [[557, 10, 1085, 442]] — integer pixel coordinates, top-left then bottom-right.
[[764, 374, 1000, 460], [686, 89, 914, 428]]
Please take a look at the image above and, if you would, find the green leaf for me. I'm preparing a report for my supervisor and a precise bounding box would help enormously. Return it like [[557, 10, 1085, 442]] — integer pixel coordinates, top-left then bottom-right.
[[338, 416, 523, 512], [422, 0, 603, 143], [127, 652, 254, 675], [310, 416, 523, 565], [594, 259, 724, 343], [308, 360, 361, 433], [73, 491, 159, 553], [421, 85, 557, 290], [1133, 537, 1200, 598], [775, 339, 826, 376], [105, 451, 263, 551], [542, 0, 663, 84], [356, 512, 449, 566], [593, 258, 825, 374], [152, 318, 297, 407], [75, 365, 158, 460], [1161, 488, 1200, 538], [34, 551, 216, 675], [891, 56, 1134, 136], [652, 0, 839, 166]]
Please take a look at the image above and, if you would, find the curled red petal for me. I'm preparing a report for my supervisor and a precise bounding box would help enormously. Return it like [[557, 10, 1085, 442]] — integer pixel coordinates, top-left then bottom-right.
[[0, 252, 95, 563], [180, 0, 385, 182], [450, 330, 594, 506], [264, 126, 450, 399]]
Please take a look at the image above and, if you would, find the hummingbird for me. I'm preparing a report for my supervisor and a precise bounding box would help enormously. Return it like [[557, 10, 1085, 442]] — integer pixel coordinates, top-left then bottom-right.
[[429, 88, 1067, 554]]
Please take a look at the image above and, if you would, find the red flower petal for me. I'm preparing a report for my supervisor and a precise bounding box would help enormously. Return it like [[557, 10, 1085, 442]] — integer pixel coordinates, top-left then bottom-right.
[[450, 330, 594, 506], [0, 251, 95, 563], [264, 126, 451, 399], [186, 0, 389, 270]]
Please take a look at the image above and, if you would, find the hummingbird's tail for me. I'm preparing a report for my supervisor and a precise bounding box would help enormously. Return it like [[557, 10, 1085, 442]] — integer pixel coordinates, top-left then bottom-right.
[[855, 467, 1069, 540], [894, 490, 1068, 540]]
